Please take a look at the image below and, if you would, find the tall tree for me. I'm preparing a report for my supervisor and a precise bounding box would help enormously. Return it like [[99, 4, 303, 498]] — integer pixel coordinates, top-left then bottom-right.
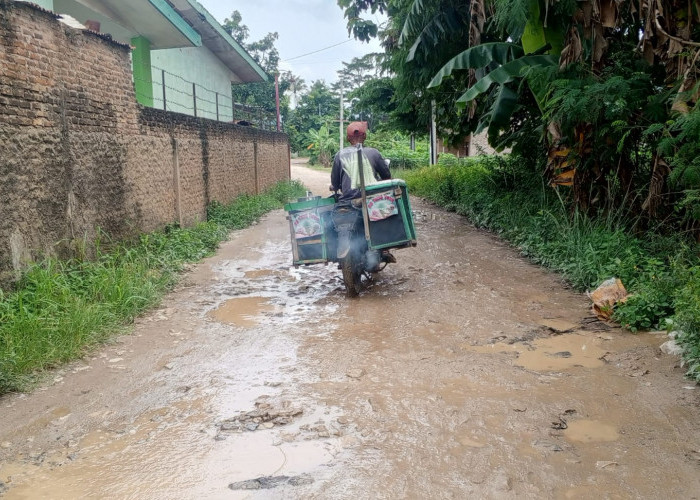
[[222, 10, 302, 130], [285, 80, 340, 152], [338, 0, 700, 229], [222, 10, 249, 44], [346, 76, 396, 130]]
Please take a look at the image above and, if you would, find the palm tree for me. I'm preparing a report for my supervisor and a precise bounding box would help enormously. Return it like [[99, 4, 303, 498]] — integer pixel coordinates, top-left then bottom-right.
[[287, 74, 307, 110]]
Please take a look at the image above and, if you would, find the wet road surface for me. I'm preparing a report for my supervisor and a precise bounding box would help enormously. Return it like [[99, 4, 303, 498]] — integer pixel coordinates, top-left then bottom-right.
[[1, 162, 699, 499]]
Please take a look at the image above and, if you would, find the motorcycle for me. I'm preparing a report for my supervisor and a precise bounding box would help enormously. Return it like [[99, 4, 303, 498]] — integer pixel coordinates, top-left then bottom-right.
[[330, 197, 392, 296], [285, 145, 417, 297]]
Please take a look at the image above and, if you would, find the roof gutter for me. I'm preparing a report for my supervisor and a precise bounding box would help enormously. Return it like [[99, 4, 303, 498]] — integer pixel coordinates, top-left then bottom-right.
[[148, 0, 201, 47], [184, 0, 269, 82]]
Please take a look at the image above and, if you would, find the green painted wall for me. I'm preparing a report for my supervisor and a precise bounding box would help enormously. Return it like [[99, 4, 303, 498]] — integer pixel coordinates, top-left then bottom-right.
[[131, 36, 154, 107], [18, 0, 54, 10], [151, 47, 235, 121]]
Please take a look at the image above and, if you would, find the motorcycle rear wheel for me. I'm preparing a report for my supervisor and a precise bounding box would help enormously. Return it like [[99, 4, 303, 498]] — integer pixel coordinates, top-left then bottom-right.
[[341, 258, 362, 297]]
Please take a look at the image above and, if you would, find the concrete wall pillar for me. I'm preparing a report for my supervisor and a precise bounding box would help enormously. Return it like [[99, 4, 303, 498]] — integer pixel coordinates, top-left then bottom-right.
[[131, 36, 153, 107]]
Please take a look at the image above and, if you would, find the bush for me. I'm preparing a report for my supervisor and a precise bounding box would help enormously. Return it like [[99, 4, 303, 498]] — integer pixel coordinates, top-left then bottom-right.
[[383, 148, 429, 170], [671, 266, 700, 381], [365, 131, 429, 170], [437, 153, 461, 167], [402, 157, 700, 378]]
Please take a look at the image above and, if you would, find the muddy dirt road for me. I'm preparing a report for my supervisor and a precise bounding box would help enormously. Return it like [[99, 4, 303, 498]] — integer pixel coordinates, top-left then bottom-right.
[[1, 161, 699, 499]]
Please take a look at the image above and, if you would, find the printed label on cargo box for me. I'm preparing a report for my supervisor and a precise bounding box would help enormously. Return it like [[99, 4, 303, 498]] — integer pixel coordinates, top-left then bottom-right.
[[367, 192, 398, 221], [292, 211, 322, 238]]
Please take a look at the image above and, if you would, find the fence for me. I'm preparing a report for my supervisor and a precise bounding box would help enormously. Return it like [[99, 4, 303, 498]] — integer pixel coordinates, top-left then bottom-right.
[[133, 65, 279, 130]]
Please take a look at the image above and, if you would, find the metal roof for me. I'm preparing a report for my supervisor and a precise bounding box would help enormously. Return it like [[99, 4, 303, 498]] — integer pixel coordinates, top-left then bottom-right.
[[167, 0, 268, 83], [54, 0, 201, 49]]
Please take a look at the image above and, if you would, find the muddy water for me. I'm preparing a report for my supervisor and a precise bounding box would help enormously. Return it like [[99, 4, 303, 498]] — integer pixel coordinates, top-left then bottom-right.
[[210, 296, 277, 327], [564, 420, 620, 443], [463, 333, 608, 371], [1, 163, 699, 499]]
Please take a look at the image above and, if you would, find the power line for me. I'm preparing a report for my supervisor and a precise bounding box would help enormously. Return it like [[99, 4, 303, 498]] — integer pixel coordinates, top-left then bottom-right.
[[282, 39, 353, 62]]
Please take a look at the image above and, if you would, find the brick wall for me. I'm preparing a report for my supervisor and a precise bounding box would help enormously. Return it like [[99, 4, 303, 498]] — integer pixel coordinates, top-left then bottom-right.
[[0, 1, 290, 281]]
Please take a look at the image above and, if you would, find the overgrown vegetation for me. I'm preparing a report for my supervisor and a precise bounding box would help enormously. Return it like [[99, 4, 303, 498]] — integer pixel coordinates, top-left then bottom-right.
[[0, 181, 305, 395], [365, 130, 428, 169], [401, 157, 700, 380], [337, 0, 700, 233], [305, 124, 337, 167]]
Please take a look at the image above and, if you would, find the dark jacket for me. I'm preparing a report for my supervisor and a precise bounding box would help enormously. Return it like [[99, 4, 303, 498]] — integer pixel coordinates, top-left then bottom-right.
[[331, 145, 391, 200]]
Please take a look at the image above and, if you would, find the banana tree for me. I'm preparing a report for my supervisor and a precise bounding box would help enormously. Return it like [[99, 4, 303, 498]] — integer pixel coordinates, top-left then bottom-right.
[[306, 125, 337, 167], [404, 0, 565, 144], [427, 42, 556, 144]]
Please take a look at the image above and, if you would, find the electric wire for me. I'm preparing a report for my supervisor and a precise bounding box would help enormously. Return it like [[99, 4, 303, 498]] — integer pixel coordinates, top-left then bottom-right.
[[282, 39, 353, 62]]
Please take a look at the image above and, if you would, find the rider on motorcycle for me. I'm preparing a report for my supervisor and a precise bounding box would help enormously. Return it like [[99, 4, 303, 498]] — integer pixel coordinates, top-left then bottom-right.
[[330, 121, 391, 201], [330, 121, 396, 265]]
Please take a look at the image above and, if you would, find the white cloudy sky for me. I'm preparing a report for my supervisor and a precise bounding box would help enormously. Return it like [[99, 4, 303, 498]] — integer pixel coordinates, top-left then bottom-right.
[[197, 0, 385, 84]]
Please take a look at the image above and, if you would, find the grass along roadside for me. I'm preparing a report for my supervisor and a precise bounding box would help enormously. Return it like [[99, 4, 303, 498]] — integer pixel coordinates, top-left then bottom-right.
[[399, 159, 700, 382], [0, 181, 306, 395]]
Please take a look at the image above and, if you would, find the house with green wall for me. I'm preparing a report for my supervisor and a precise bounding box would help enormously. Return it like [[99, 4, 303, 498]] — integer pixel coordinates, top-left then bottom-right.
[[16, 0, 267, 122]]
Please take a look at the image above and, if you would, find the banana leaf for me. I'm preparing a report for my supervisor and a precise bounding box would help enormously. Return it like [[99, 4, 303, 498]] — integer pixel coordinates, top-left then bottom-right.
[[456, 54, 556, 104], [475, 85, 519, 142], [428, 43, 525, 88], [406, 6, 462, 62], [521, 0, 564, 56], [399, 0, 431, 46]]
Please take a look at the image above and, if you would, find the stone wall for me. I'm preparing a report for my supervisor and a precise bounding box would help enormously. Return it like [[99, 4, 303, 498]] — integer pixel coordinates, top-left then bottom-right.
[[469, 130, 499, 156], [0, 1, 289, 281]]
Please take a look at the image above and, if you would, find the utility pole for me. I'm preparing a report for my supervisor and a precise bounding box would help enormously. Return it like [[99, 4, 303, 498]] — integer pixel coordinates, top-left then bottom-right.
[[339, 86, 344, 152], [430, 99, 437, 165], [275, 72, 280, 132]]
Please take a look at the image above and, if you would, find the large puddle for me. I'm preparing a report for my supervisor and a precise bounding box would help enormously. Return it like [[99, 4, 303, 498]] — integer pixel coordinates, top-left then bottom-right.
[[0, 399, 346, 499], [209, 296, 276, 327], [462, 332, 607, 371], [563, 419, 620, 443]]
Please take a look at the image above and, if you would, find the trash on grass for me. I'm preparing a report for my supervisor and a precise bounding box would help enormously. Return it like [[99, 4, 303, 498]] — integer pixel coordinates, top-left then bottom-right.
[[587, 278, 628, 321]]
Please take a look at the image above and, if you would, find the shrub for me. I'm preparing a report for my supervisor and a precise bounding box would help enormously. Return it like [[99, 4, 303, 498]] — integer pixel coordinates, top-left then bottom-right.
[[383, 148, 428, 170], [402, 156, 700, 375], [672, 266, 700, 381]]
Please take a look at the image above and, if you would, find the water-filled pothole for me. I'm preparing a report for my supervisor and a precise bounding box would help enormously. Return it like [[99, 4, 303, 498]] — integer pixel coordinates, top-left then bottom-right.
[[563, 419, 620, 443], [210, 296, 276, 328], [463, 333, 607, 371]]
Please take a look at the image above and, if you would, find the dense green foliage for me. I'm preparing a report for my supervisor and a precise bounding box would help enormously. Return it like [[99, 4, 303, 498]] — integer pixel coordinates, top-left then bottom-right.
[[0, 182, 305, 394], [338, 0, 700, 230], [286, 80, 341, 154], [305, 125, 338, 167], [672, 267, 700, 380], [365, 130, 428, 169], [401, 157, 700, 380]]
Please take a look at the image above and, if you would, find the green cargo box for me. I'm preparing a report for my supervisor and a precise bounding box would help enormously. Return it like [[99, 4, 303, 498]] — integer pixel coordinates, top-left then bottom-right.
[[284, 180, 417, 266], [365, 179, 417, 250], [284, 196, 336, 266]]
